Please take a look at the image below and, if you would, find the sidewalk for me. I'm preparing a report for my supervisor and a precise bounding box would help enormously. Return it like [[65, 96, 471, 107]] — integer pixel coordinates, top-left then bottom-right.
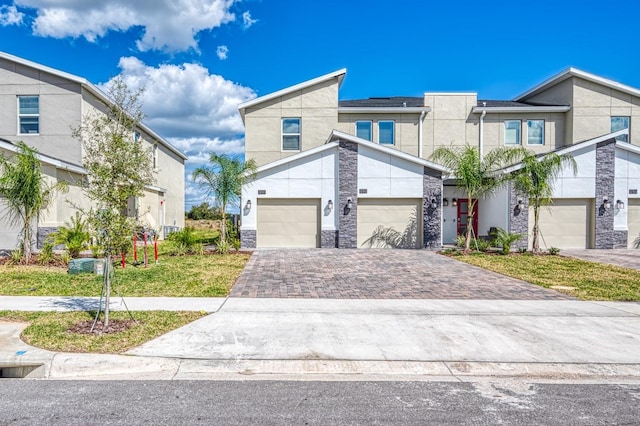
[[2, 297, 640, 381], [0, 296, 226, 312]]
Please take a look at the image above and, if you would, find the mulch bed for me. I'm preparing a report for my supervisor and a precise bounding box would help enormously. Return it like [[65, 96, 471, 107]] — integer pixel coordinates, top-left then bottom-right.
[[68, 319, 138, 335]]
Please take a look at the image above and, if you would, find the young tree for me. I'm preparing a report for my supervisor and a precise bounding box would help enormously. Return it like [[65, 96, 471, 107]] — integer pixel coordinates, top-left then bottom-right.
[[0, 142, 67, 263], [73, 77, 154, 327], [192, 154, 257, 245], [513, 151, 577, 253], [431, 145, 526, 253]]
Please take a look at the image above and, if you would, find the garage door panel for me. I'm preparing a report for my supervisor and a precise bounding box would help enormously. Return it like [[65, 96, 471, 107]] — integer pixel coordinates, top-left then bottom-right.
[[257, 199, 320, 248], [628, 199, 640, 248], [529, 199, 592, 249], [357, 198, 422, 249]]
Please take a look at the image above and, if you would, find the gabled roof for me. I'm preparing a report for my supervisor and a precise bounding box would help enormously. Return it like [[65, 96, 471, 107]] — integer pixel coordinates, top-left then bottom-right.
[[326, 130, 449, 173], [238, 68, 347, 116], [0, 51, 187, 161], [515, 67, 640, 102]]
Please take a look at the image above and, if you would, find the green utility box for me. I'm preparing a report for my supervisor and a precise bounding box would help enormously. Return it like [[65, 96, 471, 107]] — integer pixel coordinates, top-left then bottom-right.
[[68, 258, 104, 275]]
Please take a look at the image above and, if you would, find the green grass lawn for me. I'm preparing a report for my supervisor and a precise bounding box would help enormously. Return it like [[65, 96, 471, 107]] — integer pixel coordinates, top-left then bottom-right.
[[0, 253, 251, 297], [453, 252, 640, 301], [0, 310, 205, 353]]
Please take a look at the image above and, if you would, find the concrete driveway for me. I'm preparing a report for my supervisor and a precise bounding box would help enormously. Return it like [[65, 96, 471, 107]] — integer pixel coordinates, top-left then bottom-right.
[[230, 249, 573, 300], [562, 249, 640, 270]]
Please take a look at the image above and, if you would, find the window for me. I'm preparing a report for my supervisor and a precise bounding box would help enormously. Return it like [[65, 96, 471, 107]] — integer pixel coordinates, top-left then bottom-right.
[[378, 120, 395, 145], [18, 96, 39, 135], [152, 144, 158, 169], [134, 131, 141, 142], [282, 118, 301, 151], [355, 121, 372, 141], [611, 116, 630, 142], [504, 120, 521, 145], [527, 120, 544, 145]]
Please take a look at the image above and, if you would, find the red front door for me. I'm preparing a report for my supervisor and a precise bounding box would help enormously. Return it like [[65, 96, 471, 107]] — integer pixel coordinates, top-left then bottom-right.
[[457, 199, 478, 238]]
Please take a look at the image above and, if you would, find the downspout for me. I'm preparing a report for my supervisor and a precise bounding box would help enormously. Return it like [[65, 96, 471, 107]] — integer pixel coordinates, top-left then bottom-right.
[[418, 110, 427, 158], [479, 108, 487, 158]]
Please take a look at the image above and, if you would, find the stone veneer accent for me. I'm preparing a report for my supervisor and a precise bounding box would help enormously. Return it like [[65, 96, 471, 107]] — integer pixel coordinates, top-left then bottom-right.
[[595, 139, 627, 249], [509, 183, 529, 250], [338, 140, 358, 248], [321, 230, 338, 248], [422, 168, 442, 248], [37, 227, 59, 249], [240, 229, 257, 249]]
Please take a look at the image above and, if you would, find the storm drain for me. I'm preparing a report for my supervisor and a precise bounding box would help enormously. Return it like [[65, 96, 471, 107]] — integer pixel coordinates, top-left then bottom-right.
[[0, 364, 44, 378]]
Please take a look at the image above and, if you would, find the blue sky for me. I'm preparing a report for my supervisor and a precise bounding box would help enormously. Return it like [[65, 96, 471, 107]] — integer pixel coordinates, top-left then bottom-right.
[[1, 0, 639, 210]]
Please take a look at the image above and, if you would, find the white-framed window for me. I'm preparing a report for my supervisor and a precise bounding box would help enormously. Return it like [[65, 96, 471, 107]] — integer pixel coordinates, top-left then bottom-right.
[[355, 120, 372, 141], [378, 120, 395, 145], [611, 116, 630, 142], [504, 120, 521, 145], [152, 144, 158, 169], [282, 117, 301, 151], [526, 120, 544, 145], [18, 95, 39, 135], [133, 131, 141, 142]]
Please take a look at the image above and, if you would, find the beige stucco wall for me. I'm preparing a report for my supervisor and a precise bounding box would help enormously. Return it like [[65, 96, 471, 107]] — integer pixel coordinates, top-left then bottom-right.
[[0, 58, 83, 164], [244, 77, 340, 166], [422, 94, 479, 159], [480, 112, 566, 154], [336, 113, 421, 156]]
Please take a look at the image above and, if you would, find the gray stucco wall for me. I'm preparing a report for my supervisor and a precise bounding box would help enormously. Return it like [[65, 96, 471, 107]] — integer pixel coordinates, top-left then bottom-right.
[[422, 168, 442, 248], [338, 140, 358, 248], [595, 139, 627, 249]]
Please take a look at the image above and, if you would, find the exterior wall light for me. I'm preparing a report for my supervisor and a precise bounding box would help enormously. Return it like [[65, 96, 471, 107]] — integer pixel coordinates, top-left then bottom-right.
[[327, 200, 333, 210], [603, 196, 611, 210], [430, 198, 437, 209], [515, 198, 524, 213], [245, 200, 252, 209], [616, 199, 625, 210], [443, 198, 449, 207], [346, 198, 354, 209], [452, 198, 457, 207]]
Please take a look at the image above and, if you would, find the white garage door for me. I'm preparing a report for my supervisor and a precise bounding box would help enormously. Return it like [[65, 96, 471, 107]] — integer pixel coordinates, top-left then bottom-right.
[[628, 199, 640, 248], [257, 199, 320, 248], [529, 199, 592, 249], [357, 198, 422, 249]]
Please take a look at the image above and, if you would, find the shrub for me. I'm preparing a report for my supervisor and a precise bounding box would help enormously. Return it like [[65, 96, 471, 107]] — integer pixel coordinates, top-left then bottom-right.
[[492, 227, 522, 255], [230, 238, 241, 251], [548, 247, 561, 255], [216, 240, 231, 254], [518, 247, 528, 254], [472, 238, 492, 252], [38, 241, 55, 265], [165, 227, 203, 255], [52, 213, 90, 258], [455, 235, 466, 248]]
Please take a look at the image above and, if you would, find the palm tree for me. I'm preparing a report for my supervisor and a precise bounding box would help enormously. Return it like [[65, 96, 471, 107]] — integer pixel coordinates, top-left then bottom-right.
[[192, 154, 257, 245], [0, 142, 68, 263], [431, 145, 526, 253], [513, 151, 577, 253]]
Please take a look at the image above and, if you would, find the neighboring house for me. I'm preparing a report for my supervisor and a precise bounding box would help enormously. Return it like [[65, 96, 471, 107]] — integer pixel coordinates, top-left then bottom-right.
[[0, 51, 187, 251], [238, 68, 640, 250]]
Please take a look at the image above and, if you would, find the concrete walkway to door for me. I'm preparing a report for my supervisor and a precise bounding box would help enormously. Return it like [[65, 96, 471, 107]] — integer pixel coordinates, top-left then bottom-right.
[[230, 249, 573, 300]]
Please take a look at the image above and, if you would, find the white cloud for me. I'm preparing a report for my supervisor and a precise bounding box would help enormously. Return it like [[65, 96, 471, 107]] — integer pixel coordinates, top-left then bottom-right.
[[216, 45, 229, 60], [14, 0, 237, 52], [171, 136, 245, 164], [101, 56, 256, 139], [241, 11, 257, 29], [0, 5, 24, 26]]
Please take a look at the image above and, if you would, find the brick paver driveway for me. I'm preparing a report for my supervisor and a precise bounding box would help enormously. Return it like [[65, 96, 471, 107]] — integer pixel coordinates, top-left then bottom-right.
[[230, 249, 574, 300]]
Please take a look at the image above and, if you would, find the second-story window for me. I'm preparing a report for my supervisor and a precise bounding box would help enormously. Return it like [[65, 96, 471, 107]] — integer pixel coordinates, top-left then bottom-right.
[[611, 116, 630, 143], [378, 120, 395, 145], [152, 144, 158, 169], [18, 95, 39, 135], [527, 120, 544, 145], [356, 120, 372, 141], [504, 120, 521, 145], [134, 131, 141, 142], [282, 117, 301, 151]]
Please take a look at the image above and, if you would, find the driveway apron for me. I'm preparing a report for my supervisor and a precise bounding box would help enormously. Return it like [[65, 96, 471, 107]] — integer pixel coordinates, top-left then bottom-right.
[[230, 249, 573, 300]]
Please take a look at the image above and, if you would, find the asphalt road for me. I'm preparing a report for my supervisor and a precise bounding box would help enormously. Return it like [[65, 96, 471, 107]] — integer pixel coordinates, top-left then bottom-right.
[[1, 380, 639, 425]]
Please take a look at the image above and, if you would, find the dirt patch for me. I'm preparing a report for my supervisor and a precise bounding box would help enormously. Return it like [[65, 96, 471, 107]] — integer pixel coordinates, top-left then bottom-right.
[[68, 319, 138, 335]]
